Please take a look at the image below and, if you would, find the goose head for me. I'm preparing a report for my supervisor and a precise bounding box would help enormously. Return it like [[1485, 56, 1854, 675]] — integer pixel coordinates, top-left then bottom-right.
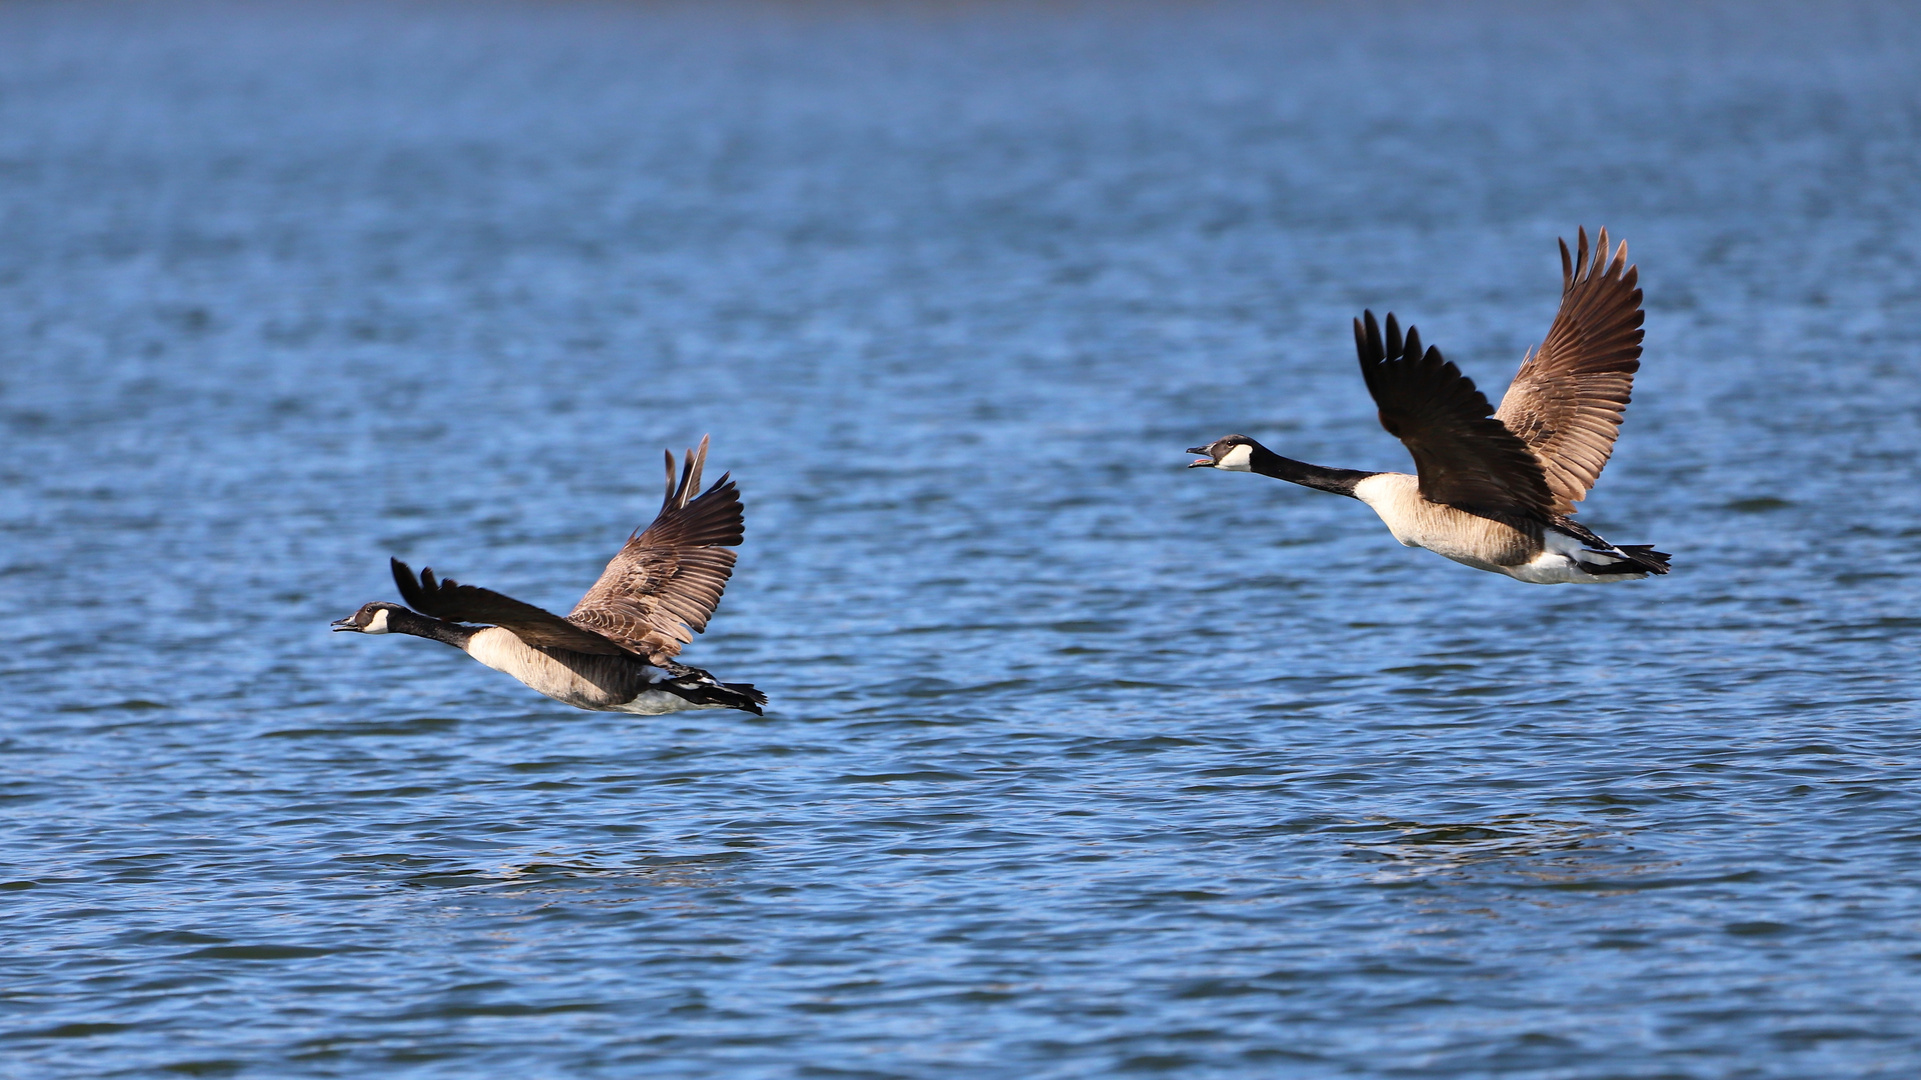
[[332, 602, 405, 634], [1186, 434, 1257, 471]]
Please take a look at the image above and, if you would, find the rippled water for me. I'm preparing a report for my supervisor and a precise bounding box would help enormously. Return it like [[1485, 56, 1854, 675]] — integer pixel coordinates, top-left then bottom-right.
[[4, 2, 1920, 1076]]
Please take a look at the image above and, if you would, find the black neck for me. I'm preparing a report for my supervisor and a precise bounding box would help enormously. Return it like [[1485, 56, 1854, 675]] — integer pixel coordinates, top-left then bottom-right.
[[388, 608, 480, 649], [1246, 442, 1375, 498]]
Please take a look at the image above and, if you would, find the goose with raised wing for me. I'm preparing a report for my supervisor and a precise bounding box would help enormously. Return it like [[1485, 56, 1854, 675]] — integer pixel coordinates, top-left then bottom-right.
[[1187, 228, 1669, 584], [333, 436, 766, 714]]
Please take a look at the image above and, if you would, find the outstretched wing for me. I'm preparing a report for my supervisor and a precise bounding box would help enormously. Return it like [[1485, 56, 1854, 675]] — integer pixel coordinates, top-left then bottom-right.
[[1355, 310, 1556, 518], [391, 558, 628, 655], [567, 434, 744, 662], [1494, 227, 1644, 515]]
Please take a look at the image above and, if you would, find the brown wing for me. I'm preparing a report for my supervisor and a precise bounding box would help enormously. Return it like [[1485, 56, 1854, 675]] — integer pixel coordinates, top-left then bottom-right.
[[1355, 310, 1556, 518], [567, 435, 744, 662], [1494, 227, 1644, 515], [390, 558, 628, 655]]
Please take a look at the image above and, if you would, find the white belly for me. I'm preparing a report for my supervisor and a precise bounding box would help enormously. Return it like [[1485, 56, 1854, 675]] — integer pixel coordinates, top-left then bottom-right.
[[1348, 473, 1642, 583], [608, 690, 709, 715], [462, 627, 700, 711], [1496, 531, 1649, 585]]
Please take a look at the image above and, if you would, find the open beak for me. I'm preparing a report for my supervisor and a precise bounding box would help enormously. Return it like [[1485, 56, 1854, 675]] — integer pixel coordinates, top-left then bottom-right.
[[1185, 446, 1215, 468], [330, 617, 359, 632]]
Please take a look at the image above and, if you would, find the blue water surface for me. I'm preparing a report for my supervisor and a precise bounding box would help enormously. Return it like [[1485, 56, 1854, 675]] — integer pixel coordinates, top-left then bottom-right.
[[3, 2, 1920, 1076]]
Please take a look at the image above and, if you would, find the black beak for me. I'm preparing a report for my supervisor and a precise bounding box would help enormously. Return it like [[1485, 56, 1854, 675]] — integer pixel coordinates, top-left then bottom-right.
[[330, 617, 358, 632], [1185, 446, 1216, 468]]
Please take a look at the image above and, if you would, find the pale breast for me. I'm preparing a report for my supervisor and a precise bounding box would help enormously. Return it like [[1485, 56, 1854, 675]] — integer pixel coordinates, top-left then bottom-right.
[[462, 627, 657, 711], [1350, 472, 1539, 567]]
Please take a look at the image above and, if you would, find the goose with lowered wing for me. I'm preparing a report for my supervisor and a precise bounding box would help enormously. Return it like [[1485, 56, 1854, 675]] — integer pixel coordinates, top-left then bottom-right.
[[333, 436, 765, 714]]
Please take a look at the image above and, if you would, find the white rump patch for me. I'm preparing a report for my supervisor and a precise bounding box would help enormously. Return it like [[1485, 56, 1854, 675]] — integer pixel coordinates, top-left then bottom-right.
[[1501, 532, 1646, 585]]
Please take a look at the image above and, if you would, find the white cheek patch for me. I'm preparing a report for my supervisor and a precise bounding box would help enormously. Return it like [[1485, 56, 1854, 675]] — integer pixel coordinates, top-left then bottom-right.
[[1216, 444, 1254, 471], [363, 608, 391, 634]]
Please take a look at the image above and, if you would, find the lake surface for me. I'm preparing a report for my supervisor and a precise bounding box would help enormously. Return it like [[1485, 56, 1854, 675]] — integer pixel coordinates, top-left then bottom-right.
[[4, 1, 1920, 1076]]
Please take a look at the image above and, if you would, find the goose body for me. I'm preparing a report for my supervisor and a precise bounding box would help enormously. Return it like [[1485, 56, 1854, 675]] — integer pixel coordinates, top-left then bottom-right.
[[1188, 229, 1669, 584], [333, 437, 766, 715]]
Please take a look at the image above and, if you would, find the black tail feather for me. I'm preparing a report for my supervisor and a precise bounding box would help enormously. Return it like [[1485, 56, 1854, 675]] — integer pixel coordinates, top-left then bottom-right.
[[1584, 543, 1672, 576], [1617, 544, 1672, 575], [671, 678, 766, 716], [1551, 518, 1672, 576]]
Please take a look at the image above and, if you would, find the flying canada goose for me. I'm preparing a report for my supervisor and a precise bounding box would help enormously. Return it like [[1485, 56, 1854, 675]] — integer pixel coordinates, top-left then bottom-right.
[[333, 436, 766, 714], [1187, 228, 1669, 584]]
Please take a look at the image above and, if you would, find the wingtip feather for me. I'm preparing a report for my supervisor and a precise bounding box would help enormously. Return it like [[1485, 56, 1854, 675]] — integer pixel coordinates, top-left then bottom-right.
[[682, 434, 710, 503], [390, 557, 424, 609]]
